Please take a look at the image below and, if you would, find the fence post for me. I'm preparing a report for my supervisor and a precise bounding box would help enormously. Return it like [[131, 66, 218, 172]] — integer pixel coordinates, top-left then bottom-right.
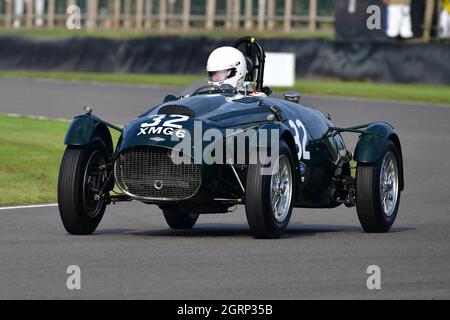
[[232, 0, 240, 29], [47, 0, 55, 29], [113, 0, 120, 30], [159, 0, 167, 32], [6, 0, 13, 28], [26, 0, 33, 28], [258, 0, 266, 31], [136, 0, 144, 31], [284, 0, 292, 32], [86, 0, 98, 31], [124, 0, 131, 30], [309, 0, 317, 32], [244, 0, 253, 30], [206, 0, 216, 31], [145, 0, 153, 30], [225, 0, 232, 29], [182, 0, 190, 32], [423, 0, 436, 42], [267, 0, 275, 30]]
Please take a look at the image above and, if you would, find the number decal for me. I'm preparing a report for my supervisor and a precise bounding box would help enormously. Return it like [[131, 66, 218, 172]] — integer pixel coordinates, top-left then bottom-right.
[[289, 120, 302, 161], [288, 119, 310, 160], [163, 115, 190, 128], [295, 119, 310, 160], [141, 115, 189, 129], [141, 114, 165, 128], [138, 114, 189, 137]]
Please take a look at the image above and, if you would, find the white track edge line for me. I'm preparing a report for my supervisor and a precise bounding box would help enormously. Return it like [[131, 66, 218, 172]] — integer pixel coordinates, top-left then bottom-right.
[[0, 203, 58, 210]]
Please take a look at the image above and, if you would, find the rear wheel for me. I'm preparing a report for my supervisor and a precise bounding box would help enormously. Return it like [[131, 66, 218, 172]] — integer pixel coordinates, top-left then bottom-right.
[[245, 140, 295, 238], [162, 210, 199, 229], [58, 137, 109, 235], [356, 141, 401, 233]]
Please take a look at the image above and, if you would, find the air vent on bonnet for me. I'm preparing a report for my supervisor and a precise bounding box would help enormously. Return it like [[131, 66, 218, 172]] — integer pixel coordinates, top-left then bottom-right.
[[158, 105, 195, 117]]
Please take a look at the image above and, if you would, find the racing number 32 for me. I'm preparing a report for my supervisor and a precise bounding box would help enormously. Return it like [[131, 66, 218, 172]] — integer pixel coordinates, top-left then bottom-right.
[[288, 119, 310, 161], [141, 114, 189, 129]]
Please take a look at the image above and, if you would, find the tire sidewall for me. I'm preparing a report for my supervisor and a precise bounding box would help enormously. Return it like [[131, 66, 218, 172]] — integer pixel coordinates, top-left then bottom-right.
[[259, 140, 296, 236], [372, 141, 401, 229], [78, 138, 108, 221]]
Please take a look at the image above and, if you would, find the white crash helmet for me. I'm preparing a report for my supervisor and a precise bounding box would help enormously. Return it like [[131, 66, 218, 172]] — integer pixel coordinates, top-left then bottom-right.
[[206, 46, 247, 88]]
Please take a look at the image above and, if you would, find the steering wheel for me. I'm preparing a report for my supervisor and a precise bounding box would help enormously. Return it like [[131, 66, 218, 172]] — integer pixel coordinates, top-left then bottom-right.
[[192, 84, 220, 95]]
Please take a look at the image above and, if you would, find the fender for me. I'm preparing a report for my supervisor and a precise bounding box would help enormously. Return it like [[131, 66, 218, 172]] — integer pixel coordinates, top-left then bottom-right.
[[64, 114, 114, 156], [64, 115, 96, 146], [354, 122, 404, 190], [250, 122, 296, 155], [353, 122, 396, 163]]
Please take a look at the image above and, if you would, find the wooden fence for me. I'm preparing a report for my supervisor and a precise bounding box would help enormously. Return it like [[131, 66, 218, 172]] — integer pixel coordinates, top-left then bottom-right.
[[0, 0, 334, 32]]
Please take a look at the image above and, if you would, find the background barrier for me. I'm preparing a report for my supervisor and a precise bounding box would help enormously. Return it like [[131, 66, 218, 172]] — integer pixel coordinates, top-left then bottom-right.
[[1, 35, 449, 84]]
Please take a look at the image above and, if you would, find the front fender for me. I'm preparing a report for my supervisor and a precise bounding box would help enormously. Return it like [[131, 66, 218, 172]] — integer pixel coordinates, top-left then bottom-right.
[[353, 122, 404, 191], [64, 115, 96, 146], [64, 114, 114, 157], [353, 122, 396, 164]]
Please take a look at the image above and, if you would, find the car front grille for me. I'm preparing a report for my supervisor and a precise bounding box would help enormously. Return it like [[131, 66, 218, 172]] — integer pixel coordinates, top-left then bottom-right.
[[115, 146, 201, 201]]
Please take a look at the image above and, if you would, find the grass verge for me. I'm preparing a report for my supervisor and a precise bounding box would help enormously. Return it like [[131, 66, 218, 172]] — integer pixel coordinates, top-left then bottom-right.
[[0, 115, 68, 206], [0, 115, 119, 206], [1, 70, 450, 105]]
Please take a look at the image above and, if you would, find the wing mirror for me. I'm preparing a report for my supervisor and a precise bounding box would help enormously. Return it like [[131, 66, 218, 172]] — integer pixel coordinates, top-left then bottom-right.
[[284, 91, 301, 104]]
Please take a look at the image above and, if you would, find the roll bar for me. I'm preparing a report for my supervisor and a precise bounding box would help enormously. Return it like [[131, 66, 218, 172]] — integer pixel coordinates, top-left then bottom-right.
[[233, 36, 267, 93]]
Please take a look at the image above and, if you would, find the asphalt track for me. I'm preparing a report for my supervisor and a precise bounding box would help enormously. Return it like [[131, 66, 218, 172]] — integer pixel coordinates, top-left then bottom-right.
[[1, 78, 449, 299]]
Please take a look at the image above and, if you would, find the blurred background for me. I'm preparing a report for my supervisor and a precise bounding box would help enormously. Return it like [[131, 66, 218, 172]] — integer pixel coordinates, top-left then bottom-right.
[[0, 0, 449, 86], [0, 0, 448, 40]]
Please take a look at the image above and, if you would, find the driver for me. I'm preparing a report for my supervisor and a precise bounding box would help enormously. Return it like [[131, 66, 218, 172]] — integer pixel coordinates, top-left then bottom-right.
[[206, 46, 247, 90]]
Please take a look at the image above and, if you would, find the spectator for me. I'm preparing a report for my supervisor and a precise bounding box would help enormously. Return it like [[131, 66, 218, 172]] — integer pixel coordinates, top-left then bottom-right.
[[35, 0, 45, 27], [440, 0, 450, 38], [13, 0, 24, 28], [410, 0, 425, 37], [384, 0, 414, 38], [13, 0, 45, 29]]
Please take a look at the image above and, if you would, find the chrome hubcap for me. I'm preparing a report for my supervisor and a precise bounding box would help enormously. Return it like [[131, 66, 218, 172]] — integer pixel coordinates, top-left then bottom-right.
[[270, 155, 293, 223], [379, 151, 399, 217]]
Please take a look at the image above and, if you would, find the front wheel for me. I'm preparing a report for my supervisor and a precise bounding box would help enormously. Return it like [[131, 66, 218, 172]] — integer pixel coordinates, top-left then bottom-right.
[[58, 137, 109, 235], [356, 141, 401, 233], [245, 140, 295, 238]]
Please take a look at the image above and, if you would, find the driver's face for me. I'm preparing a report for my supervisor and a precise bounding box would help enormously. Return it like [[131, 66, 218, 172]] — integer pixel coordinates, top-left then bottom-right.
[[209, 69, 231, 82]]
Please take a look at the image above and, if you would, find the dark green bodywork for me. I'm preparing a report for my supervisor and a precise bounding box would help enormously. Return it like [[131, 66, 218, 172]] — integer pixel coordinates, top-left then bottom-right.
[[63, 93, 404, 207], [353, 122, 404, 190], [64, 115, 97, 146]]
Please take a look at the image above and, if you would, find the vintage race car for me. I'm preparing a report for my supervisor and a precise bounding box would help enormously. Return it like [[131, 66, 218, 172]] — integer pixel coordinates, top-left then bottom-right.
[[58, 37, 404, 238]]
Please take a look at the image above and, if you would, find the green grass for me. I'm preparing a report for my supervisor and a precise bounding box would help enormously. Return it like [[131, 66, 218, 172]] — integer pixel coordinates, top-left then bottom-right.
[[0, 115, 119, 206], [0, 115, 68, 205], [280, 80, 450, 105], [0, 28, 335, 40], [1, 70, 450, 105]]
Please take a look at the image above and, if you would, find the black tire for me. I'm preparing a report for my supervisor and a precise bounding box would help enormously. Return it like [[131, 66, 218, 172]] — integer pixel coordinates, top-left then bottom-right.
[[58, 137, 108, 235], [163, 210, 199, 229], [356, 141, 401, 233], [245, 140, 296, 238]]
